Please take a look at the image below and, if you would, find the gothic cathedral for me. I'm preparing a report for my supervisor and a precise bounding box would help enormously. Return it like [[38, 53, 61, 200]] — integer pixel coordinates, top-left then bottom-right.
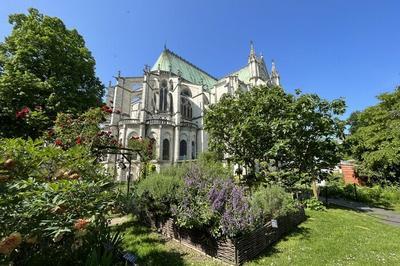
[[106, 43, 280, 180]]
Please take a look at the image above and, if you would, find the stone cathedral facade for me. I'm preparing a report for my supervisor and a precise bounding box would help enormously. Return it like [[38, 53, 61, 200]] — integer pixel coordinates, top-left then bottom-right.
[[106, 44, 280, 181]]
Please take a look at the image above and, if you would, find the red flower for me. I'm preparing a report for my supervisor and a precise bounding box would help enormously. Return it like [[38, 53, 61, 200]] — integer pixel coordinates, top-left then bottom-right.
[[55, 139, 63, 146], [76, 136, 82, 145], [16, 106, 30, 119], [101, 105, 112, 114]]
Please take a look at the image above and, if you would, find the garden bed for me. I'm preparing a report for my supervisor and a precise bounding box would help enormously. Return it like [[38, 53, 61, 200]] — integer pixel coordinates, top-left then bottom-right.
[[150, 207, 306, 265]]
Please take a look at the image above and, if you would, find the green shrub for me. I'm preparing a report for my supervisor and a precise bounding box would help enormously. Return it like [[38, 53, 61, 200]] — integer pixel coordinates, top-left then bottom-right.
[[134, 169, 184, 218], [0, 138, 105, 181], [250, 185, 298, 222], [0, 138, 122, 265], [303, 198, 326, 211], [327, 179, 400, 208], [380, 186, 400, 203], [197, 152, 231, 180]]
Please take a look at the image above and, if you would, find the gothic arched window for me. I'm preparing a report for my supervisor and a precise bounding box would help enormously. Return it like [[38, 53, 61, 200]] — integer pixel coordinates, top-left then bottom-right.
[[180, 97, 192, 120], [191, 141, 196, 159], [159, 80, 168, 112], [181, 88, 192, 97], [168, 93, 173, 113], [162, 139, 170, 160], [179, 140, 187, 159]]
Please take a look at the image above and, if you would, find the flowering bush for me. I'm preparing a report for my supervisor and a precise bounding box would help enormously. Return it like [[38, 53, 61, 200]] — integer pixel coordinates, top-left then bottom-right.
[[0, 138, 123, 265], [13, 106, 52, 139], [134, 170, 184, 219], [50, 107, 120, 150], [209, 179, 255, 237], [134, 160, 301, 239], [173, 166, 256, 238], [174, 165, 215, 230], [15, 106, 30, 119]]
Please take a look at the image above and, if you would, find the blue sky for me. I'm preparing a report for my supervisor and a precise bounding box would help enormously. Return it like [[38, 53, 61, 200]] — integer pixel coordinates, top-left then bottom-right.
[[1, 0, 400, 118]]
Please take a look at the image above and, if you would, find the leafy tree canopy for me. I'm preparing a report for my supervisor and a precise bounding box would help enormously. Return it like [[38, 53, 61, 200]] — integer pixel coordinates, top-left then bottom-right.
[[346, 87, 400, 184], [204, 86, 346, 188], [0, 8, 104, 139]]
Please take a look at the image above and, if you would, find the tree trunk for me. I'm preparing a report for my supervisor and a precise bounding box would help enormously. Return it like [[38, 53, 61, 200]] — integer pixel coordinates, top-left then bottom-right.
[[311, 179, 319, 200]]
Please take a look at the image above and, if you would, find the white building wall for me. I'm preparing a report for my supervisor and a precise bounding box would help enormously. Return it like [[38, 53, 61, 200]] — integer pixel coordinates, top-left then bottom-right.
[[107, 48, 279, 179]]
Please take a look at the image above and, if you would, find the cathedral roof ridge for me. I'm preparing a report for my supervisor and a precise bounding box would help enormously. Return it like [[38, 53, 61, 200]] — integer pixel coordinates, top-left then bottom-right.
[[151, 48, 218, 89], [163, 48, 218, 81], [222, 63, 250, 79]]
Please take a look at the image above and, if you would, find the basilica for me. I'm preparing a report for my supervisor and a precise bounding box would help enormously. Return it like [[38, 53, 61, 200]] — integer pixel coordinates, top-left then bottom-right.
[[106, 43, 280, 180]]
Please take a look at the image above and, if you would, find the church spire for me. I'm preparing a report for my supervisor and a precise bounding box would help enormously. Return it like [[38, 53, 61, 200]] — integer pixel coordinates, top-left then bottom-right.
[[250, 41, 255, 56], [271, 60, 277, 73], [271, 60, 280, 86], [248, 41, 257, 63]]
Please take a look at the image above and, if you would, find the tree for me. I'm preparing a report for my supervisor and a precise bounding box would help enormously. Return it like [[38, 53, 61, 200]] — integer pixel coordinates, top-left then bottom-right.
[[346, 87, 400, 184], [0, 8, 104, 139], [204, 86, 293, 178], [287, 91, 346, 196], [205, 86, 346, 196]]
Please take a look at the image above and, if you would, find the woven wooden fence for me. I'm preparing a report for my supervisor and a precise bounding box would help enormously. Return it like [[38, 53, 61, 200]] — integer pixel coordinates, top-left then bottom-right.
[[151, 207, 306, 265]]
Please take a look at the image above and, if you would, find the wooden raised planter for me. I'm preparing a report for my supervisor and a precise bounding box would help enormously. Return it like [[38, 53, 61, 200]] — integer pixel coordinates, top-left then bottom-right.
[[150, 207, 306, 265]]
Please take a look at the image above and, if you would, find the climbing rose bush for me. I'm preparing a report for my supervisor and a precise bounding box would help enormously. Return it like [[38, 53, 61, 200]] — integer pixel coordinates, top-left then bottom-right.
[[49, 107, 120, 150]]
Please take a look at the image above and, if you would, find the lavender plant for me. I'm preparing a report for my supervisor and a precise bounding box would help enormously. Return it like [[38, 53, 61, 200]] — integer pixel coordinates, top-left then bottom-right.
[[208, 179, 255, 237], [135, 161, 299, 239], [175, 165, 256, 238]]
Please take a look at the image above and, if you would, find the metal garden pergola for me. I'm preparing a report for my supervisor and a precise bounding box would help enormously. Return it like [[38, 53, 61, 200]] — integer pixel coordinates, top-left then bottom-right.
[[93, 145, 142, 195]]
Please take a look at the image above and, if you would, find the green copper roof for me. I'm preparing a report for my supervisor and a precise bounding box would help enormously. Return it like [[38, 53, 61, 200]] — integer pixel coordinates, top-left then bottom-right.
[[229, 65, 251, 83], [151, 49, 218, 90]]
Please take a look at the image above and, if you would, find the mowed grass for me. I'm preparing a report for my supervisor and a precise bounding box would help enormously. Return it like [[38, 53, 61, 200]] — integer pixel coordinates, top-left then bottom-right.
[[117, 207, 400, 266], [247, 207, 400, 266]]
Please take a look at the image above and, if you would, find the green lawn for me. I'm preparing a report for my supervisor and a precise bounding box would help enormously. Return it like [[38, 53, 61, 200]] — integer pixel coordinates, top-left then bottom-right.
[[117, 207, 400, 265], [393, 203, 400, 214]]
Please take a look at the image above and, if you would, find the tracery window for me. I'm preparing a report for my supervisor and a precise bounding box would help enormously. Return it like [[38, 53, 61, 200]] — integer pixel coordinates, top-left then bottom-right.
[[168, 93, 173, 113], [191, 141, 196, 159], [159, 80, 168, 112], [180, 97, 192, 120], [162, 139, 170, 160], [179, 140, 187, 159]]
